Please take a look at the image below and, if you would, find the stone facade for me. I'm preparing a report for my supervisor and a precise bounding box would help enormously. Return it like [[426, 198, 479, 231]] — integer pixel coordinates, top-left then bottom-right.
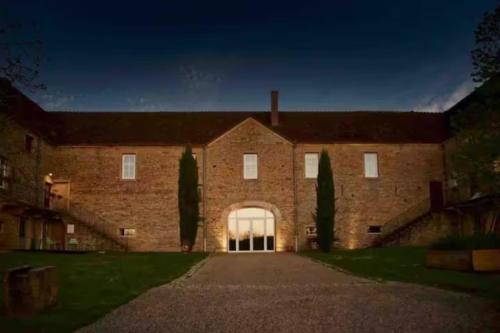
[[295, 143, 444, 249], [37, 118, 444, 252], [0, 115, 60, 250], [47, 145, 205, 252], [0, 83, 457, 252], [204, 119, 295, 252], [0, 114, 48, 207], [1, 111, 449, 252]]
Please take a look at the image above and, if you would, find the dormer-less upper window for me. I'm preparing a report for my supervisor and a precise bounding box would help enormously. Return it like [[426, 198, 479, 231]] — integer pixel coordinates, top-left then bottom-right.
[[25, 135, 34, 153], [364, 153, 379, 178], [305, 153, 319, 179], [122, 154, 136, 180], [243, 154, 258, 179]]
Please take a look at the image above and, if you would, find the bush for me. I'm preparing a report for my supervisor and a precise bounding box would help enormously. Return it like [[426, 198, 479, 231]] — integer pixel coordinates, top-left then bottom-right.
[[431, 233, 500, 251]]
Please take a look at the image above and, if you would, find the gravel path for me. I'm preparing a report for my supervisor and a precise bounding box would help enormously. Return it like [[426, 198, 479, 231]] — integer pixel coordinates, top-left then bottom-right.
[[78, 253, 500, 333]]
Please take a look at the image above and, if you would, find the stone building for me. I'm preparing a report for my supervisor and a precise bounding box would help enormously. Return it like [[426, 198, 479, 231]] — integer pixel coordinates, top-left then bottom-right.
[[1, 80, 462, 252]]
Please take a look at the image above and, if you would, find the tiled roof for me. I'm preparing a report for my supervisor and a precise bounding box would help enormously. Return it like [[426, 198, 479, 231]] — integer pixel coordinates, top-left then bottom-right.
[[1, 81, 451, 146], [0, 79, 58, 143], [48, 110, 450, 145]]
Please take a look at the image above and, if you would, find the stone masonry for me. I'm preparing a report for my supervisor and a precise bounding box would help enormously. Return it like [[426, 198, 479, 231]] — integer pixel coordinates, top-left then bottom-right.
[[42, 119, 444, 252]]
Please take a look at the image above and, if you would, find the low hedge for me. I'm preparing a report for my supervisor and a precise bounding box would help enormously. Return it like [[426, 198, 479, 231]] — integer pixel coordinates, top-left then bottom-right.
[[431, 233, 500, 251]]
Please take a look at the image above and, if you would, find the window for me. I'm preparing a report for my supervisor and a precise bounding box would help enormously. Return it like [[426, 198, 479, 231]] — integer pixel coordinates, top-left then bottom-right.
[[368, 225, 382, 234], [0, 157, 9, 190], [19, 217, 26, 238], [122, 154, 136, 180], [119, 228, 136, 237], [66, 224, 75, 234], [305, 153, 319, 178], [243, 154, 258, 179], [25, 135, 34, 153], [364, 153, 379, 178]]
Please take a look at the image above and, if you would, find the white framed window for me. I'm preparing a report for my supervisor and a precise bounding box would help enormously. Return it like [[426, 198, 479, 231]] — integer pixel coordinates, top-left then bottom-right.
[[243, 154, 258, 179], [122, 154, 136, 180], [119, 228, 136, 237], [66, 224, 75, 234], [364, 153, 379, 178], [305, 153, 319, 179]]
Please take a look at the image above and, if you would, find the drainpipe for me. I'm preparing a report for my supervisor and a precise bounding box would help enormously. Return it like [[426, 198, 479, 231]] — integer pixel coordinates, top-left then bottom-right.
[[202, 145, 208, 253], [292, 143, 298, 253]]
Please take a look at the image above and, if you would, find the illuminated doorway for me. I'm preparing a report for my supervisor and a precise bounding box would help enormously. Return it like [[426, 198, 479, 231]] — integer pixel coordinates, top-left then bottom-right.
[[227, 207, 275, 252]]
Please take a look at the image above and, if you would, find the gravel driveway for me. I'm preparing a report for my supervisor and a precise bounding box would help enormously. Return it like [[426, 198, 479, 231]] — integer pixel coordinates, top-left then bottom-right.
[[78, 253, 499, 333]]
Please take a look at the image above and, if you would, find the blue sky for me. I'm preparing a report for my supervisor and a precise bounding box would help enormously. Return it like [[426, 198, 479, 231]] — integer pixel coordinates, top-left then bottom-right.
[[1, 1, 496, 111]]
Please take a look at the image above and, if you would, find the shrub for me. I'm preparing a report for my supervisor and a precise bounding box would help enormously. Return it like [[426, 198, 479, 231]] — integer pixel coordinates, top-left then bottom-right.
[[431, 233, 500, 251]]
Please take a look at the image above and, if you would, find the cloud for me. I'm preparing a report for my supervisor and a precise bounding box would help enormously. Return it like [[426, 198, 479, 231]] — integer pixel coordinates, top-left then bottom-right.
[[415, 80, 476, 113], [126, 96, 174, 111], [179, 65, 223, 91], [126, 65, 225, 111], [38, 91, 78, 110]]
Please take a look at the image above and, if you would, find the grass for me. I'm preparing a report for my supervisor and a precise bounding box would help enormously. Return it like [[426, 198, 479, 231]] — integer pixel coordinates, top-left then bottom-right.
[[303, 246, 500, 300], [0, 251, 206, 333]]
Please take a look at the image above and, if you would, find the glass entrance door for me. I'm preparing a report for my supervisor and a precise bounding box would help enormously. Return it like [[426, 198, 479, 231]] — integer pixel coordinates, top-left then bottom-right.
[[238, 219, 251, 251], [228, 208, 275, 252], [252, 219, 265, 251]]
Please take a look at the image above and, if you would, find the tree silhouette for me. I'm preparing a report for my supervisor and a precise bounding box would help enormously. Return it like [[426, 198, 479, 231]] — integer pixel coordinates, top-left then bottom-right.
[[178, 146, 199, 251], [315, 149, 335, 252], [472, 4, 500, 82]]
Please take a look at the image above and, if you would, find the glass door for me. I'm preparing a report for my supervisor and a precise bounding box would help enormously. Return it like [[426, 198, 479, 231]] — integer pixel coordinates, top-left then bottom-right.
[[227, 208, 275, 252], [238, 219, 251, 251], [252, 219, 265, 251]]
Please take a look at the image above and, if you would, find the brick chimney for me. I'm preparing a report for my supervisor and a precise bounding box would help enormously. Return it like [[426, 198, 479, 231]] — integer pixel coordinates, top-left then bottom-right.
[[271, 90, 279, 126]]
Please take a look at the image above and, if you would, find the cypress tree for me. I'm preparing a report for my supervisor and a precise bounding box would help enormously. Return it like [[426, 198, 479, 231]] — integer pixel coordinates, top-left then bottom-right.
[[315, 149, 335, 252], [178, 146, 199, 251]]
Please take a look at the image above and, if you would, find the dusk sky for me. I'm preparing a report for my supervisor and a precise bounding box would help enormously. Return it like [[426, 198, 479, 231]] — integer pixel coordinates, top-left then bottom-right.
[[2, 1, 496, 111]]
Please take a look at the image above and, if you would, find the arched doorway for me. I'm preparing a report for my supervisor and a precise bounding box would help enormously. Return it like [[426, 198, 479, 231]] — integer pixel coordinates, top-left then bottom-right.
[[228, 207, 275, 252]]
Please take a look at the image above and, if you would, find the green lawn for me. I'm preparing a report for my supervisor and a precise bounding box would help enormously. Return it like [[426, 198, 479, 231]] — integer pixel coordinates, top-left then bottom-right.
[[303, 247, 500, 299], [0, 251, 206, 333]]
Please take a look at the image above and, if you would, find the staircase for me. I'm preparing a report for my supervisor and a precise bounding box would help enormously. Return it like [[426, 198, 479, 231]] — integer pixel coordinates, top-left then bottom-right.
[[57, 203, 128, 252], [373, 197, 431, 247]]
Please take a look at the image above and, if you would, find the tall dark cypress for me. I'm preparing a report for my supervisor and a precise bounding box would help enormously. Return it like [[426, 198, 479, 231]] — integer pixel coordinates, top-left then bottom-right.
[[178, 146, 199, 250], [315, 149, 335, 252]]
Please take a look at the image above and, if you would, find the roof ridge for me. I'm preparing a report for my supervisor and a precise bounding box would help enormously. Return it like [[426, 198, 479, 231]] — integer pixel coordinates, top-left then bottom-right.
[[46, 110, 434, 114]]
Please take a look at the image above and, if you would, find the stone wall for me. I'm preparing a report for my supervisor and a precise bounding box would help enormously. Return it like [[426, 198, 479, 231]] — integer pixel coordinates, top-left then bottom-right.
[[204, 119, 295, 252], [48, 145, 205, 252], [42, 120, 446, 252], [0, 114, 50, 207], [383, 212, 460, 246], [0, 213, 19, 249], [295, 143, 444, 249], [0, 115, 57, 250]]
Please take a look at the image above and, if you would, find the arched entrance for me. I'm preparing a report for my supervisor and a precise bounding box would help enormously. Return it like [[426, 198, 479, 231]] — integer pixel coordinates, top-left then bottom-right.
[[228, 207, 275, 252]]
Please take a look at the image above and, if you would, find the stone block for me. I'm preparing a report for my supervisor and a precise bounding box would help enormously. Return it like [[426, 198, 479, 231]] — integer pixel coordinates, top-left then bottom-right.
[[3, 265, 58, 316]]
